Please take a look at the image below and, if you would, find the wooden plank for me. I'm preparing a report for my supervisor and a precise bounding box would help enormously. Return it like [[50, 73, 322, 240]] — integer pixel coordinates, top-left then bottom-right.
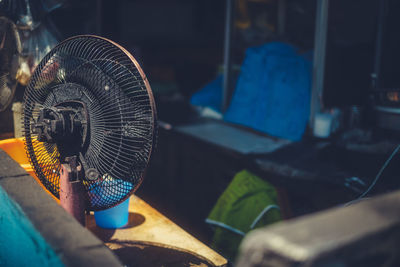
[[87, 195, 228, 267]]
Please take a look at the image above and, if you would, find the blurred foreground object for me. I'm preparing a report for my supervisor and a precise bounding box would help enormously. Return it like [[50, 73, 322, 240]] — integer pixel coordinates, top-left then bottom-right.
[[237, 190, 400, 267]]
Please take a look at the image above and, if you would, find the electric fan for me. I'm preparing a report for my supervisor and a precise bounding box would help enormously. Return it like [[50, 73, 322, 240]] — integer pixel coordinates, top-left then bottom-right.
[[23, 35, 157, 224], [0, 16, 21, 112]]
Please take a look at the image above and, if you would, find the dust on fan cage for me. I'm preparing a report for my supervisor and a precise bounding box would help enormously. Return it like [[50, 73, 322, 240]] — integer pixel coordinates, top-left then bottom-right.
[[22, 35, 157, 211]]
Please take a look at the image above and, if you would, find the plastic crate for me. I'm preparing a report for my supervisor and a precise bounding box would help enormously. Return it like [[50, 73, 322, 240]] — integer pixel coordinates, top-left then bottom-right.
[[0, 138, 58, 202], [0, 138, 35, 176]]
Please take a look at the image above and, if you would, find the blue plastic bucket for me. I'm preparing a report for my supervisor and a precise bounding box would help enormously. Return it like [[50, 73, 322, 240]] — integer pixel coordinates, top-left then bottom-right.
[[94, 198, 130, 228]]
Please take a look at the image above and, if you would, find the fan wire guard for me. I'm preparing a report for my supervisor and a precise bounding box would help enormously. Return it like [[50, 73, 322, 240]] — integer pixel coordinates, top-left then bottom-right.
[[23, 35, 157, 211]]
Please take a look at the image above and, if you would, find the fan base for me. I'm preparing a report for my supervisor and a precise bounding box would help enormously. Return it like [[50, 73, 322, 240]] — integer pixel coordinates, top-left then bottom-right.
[[60, 164, 86, 226]]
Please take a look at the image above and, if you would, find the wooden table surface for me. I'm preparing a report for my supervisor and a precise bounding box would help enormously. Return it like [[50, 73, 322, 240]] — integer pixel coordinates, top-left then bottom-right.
[[86, 195, 227, 267]]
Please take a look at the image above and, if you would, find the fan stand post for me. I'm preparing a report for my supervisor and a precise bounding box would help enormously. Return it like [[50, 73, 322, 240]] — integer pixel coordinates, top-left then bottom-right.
[[60, 158, 86, 226]]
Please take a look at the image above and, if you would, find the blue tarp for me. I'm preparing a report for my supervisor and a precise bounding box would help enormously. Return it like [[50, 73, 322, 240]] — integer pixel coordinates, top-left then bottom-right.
[[190, 75, 223, 113], [190, 42, 312, 141], [0, 185, 64, 267]]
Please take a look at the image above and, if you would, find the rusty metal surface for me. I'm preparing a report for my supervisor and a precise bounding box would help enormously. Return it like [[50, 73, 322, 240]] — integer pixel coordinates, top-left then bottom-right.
[[60, 163, 86, 226]]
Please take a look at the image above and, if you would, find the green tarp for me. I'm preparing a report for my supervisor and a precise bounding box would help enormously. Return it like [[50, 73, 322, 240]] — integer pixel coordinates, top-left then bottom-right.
[[206, 170, 281, 260]]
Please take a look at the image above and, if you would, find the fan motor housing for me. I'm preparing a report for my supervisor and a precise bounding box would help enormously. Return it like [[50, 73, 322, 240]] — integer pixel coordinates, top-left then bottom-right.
[[33, 101, 88, 146]]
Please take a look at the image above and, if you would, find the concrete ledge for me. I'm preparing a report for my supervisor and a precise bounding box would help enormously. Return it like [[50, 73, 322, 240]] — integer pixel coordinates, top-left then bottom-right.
[[0, 149, 122, 267], [237, 190, 400, 267]]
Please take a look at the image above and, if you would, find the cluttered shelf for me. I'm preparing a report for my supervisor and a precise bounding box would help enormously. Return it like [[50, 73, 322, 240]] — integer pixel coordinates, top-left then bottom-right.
[[144, 118, 400, 221]]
